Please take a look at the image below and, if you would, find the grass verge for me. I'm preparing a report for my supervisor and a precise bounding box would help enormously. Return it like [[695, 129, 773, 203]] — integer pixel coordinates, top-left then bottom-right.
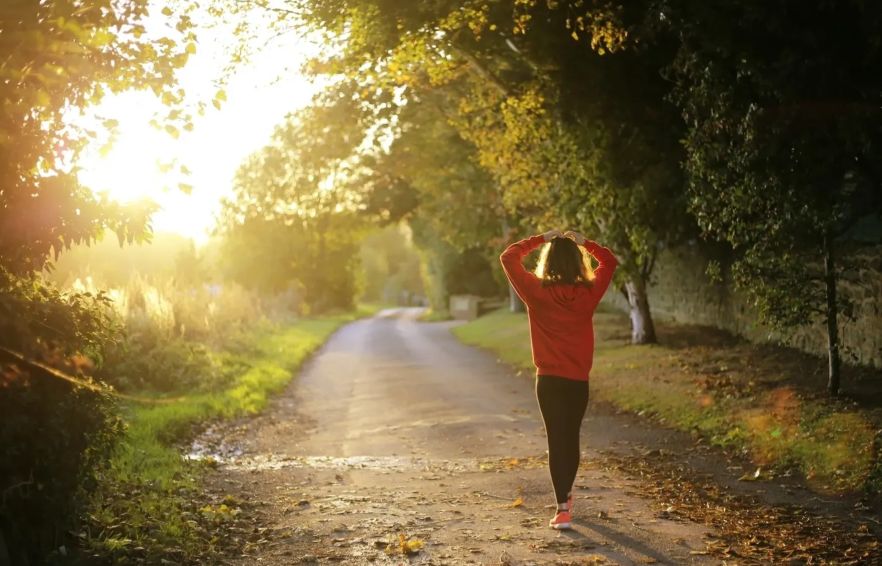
[[81, 306, 378, 563], [452, 307, 882, 497]]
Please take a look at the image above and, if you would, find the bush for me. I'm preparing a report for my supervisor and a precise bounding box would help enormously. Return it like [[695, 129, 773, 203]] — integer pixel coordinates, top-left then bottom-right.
[[97, 334, 227, 394], [91, 277, 273, 394], [0, 269, 123, 565], [0, 370, 121, 566]]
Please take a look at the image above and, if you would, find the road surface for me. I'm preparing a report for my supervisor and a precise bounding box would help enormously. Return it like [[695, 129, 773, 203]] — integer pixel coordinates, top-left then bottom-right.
[[196, 308, 721, 565]]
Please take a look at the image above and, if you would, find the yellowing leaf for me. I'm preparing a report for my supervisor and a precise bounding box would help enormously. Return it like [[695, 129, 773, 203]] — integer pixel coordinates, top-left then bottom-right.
[[385, 533, 423, 556], [511, 496, 524, 508]]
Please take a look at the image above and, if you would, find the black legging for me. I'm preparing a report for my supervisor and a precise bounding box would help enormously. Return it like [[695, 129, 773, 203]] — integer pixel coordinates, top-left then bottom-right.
[[536, 375, 590, 505]]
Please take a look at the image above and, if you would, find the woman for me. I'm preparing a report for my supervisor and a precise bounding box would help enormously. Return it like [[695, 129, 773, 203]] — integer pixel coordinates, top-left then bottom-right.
[[500, 229, 618, 530]]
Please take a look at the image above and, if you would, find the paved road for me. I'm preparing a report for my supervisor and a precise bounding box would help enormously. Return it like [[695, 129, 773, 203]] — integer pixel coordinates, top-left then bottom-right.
[[201, 308, 717, 565]]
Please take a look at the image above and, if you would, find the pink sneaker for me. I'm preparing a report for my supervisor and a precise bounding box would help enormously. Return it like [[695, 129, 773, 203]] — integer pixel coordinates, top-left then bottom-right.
[[549, 510, 572, 530]]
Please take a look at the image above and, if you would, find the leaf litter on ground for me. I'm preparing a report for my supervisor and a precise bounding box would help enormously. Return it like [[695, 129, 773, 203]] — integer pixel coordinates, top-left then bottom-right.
[[600, 450, 881, 564]]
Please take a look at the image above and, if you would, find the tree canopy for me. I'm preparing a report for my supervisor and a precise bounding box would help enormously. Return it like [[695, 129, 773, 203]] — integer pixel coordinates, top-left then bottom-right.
[[0, 0, 195, 275], [271, 0, 882, 387]]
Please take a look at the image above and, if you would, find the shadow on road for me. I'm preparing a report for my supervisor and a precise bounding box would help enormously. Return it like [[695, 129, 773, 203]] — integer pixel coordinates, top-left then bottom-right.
[[567, 518, 678, 564]]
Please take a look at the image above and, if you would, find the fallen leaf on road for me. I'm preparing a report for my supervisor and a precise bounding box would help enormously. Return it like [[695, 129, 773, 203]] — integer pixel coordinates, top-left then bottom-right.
[[385, 533, 424, 556], [738, 468, 762, 481], [510, 497, 524, 508]]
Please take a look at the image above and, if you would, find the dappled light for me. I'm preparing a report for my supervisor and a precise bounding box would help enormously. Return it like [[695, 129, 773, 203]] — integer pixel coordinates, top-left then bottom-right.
[[2, 0, 882, 564]]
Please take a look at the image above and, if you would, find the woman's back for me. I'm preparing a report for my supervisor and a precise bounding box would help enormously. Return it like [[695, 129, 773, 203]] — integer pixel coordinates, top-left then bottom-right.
[[500, 233, 618, 382]]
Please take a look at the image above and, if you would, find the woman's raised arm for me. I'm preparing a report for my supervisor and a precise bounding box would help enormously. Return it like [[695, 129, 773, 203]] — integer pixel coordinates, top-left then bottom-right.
[[500, 230, 560, 304]]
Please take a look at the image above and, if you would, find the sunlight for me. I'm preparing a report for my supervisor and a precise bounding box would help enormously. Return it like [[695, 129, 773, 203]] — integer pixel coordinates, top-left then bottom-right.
[[75, 11, 323, 243], [77, 93, 171, 205]]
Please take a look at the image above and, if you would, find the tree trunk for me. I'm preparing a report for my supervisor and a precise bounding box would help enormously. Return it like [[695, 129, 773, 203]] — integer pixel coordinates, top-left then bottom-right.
[[509, 284, 525, 313], [823, 235, 841, 396], [624, 278, 657, 344]]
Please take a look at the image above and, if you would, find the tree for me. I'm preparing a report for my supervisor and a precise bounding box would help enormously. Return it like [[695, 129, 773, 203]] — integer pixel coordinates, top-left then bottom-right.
[[295, 0, 690, 342], [361, 91, 515, 313], [0, 3, 196, 560], [216, 101, 366, 312], [0, 0, 194, 276], [359, 224, 424, 305], [667, 0, 882, 395]]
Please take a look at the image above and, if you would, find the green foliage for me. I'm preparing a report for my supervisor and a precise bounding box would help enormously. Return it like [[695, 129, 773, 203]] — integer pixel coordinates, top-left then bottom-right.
[[364, 92, 504, 250], [293, 0, 691, 341], [0, 0, 194, 275], [217, 102, 365, 313], [413, 224, 502, 312], [70, 271, 268, 393], [0, 267, 117, 357], [99, 336, 226, 394], [0, 368, 122, 565], [668, 0, 882, 330], [0, 264, 124, 562], [0, 2, 197, 556], [359, 92, 511, 310], [359, 225, 424, 304]]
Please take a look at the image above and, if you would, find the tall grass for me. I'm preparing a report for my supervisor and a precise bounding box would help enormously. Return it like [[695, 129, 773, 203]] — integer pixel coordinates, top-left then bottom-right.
[[72, 274, 272, 344]]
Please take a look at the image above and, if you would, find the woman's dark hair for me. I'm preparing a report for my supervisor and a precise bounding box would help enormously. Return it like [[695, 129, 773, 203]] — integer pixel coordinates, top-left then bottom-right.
[[534, 236, 594, 287]]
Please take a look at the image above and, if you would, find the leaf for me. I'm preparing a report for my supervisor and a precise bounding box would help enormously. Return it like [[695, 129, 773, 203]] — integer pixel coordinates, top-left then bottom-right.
[[738, 468, 762, 481], [510, 496, 524, 508], [385, 533, 423, 556]]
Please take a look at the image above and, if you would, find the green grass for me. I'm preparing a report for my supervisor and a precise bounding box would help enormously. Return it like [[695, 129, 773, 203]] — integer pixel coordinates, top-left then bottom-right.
[[453, 307, 882, 495], [86, 308, 378, 561]]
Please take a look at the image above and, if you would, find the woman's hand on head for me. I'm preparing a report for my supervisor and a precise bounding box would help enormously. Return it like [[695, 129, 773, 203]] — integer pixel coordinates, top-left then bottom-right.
[[564, 230, 586, 245], [542, 229, 564, 242]]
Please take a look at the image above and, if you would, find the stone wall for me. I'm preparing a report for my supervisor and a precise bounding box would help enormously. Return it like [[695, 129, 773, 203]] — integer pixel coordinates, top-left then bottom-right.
[[602, 242, 882, 369]]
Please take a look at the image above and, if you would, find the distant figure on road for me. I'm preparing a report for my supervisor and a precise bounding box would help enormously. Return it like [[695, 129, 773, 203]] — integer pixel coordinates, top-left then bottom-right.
[[500, 229, 618, 530]]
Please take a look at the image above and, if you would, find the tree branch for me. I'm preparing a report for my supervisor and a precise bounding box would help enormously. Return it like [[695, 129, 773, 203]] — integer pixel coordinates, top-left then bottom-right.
[[446, 41, 512, 97]]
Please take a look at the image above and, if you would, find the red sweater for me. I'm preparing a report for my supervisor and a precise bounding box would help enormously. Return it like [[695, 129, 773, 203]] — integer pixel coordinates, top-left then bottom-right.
[[500, 235, 618, 382]]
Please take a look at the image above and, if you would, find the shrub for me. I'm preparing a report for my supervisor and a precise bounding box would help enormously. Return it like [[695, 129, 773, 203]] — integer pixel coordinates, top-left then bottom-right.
[[0, 366, 122, 565], [0, 269, 124, 565], [96, 334, 226, 394]]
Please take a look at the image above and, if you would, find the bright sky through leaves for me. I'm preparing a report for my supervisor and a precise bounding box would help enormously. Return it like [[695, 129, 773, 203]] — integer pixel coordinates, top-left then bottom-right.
[[76, 9, 322, 244]]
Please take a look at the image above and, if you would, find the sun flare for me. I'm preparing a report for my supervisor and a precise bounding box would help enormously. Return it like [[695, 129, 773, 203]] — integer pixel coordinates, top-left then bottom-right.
[[77, 95, 173, 205], [74, 25, 322, 243]]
